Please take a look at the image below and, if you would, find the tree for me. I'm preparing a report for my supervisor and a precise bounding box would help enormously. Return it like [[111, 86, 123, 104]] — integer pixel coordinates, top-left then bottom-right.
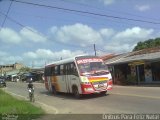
[[133, 38, 160, 51], [18, 67, 31, 81], [19, 67, 31, 73]]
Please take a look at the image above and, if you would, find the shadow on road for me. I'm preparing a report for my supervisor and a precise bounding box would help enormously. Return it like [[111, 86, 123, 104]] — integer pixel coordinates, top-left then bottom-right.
[[39, 91, 109, 100]]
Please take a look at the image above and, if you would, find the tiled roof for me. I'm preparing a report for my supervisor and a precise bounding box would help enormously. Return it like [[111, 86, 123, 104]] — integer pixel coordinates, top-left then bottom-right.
[[104, 48, 160, 65]]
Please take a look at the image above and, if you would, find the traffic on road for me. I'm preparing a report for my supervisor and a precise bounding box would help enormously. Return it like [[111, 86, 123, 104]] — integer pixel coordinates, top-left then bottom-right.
[[4, 81, 160, 114]]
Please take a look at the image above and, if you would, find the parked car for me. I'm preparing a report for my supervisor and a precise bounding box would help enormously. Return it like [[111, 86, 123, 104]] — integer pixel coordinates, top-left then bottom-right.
[[0, 78, 6, 87]]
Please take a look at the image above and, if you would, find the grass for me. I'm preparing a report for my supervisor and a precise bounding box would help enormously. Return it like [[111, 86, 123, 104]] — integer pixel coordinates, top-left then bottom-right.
[[0, 89, 44, 120]]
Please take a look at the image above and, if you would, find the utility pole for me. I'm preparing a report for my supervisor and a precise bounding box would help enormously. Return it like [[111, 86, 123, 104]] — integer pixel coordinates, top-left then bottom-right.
[[32, 61, 34, 68], [94, 44, 96, 56]]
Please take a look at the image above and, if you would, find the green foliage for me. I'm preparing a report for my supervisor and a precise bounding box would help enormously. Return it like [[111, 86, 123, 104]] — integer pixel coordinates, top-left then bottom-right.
[[133, 38, 160, 51], [0, 89, 44, 120], [19, 67, 31, 73]]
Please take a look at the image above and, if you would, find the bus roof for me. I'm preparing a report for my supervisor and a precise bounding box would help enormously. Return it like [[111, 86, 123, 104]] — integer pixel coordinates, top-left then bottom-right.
[[45, 55, 102, 67], [45, 55, 87, 66], [46, 57, 75, 67]]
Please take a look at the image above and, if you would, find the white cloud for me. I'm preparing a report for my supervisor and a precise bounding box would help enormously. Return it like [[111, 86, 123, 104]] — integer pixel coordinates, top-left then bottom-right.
[[0, 51, 8, 57], [23, 49, 85, 66], [135, 5, 150, 12], [104, 43, 132, 53], [0, 51, 23, 65], [53, 49, 85, 60], [50, 23, 103, 46], [100, 28, 115, 39], [20, 27, 47, 42], [0, 27, 47, 44], [23, 52, 37, 59], [100, 0, 115, 5], [103, 27, 154, 53], [0, 49, 85, 67], [0, 25, 156, 67], [24, 49, 54, 60], [0, 28, 22, 44], [113, 27, 153, 43], [49, 24, 155, 54]]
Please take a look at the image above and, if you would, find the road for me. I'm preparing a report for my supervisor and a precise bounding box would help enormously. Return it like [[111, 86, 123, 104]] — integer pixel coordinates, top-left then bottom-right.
[[3, 82, 160, 115]]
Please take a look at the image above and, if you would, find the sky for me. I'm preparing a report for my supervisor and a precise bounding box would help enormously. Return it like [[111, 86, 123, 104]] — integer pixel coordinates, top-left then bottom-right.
[[0, 0, 160, 67]]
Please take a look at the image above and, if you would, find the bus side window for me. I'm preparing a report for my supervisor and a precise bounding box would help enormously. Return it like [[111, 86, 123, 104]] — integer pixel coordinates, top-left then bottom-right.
[[55, 66, 60, 75], [55, 66, 57, 75], [44, 68, 47, 76], [51, 67, 55, 75], [45, 67, 51, 76], [67, 64, 71, 74], [70, 63, 73, 73], [60, 65, 64, 75]]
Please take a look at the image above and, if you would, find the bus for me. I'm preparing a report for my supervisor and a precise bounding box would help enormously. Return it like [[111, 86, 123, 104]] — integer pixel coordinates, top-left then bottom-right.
[[44, 55, 113, 98]]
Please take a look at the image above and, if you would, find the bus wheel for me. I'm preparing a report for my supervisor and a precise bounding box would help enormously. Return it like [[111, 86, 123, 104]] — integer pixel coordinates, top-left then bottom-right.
[[100, 91, 107, 96], [73, 87, 81, 99], [52, 86, 57, 95]]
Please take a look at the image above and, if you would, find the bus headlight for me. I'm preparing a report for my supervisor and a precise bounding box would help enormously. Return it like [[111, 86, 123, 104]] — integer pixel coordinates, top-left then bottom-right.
[[82, 82, 91, 85]]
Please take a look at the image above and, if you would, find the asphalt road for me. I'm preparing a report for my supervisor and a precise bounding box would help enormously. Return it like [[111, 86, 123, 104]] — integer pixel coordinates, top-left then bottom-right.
[[3, 82, 160, 115]]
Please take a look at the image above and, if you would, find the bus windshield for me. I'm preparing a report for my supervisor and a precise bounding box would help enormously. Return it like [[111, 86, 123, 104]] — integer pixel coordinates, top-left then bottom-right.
[[77, 58, 109, 76]]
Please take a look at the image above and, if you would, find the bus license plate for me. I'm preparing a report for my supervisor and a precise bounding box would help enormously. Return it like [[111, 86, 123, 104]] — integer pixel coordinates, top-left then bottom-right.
[[98, 84, 104, 88]]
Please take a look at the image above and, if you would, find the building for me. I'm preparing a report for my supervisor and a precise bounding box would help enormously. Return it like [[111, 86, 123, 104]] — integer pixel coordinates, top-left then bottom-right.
[[0, 63, 44, 82], [30, 67, 44, 82], [0, 63, 24, 76], [103, 47, 160, 85]]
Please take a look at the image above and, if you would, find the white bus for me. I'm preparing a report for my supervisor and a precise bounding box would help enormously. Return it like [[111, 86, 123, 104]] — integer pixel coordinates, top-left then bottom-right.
[[44, 55, 113, 98]]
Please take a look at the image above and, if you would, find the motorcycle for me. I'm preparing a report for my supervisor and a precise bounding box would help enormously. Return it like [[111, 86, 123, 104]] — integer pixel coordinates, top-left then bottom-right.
[[28, 88, 35, 102]]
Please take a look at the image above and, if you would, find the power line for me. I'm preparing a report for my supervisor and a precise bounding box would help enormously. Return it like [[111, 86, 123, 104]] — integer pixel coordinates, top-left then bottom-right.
[[4, 6, 160, 31], [57, 0, 160, 22], [0, 11, 39, 34], [12, 0, 160, 25], [0, 0, 13, 30], [0, 10, 95, 51], [0, 0, 158, 30]]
